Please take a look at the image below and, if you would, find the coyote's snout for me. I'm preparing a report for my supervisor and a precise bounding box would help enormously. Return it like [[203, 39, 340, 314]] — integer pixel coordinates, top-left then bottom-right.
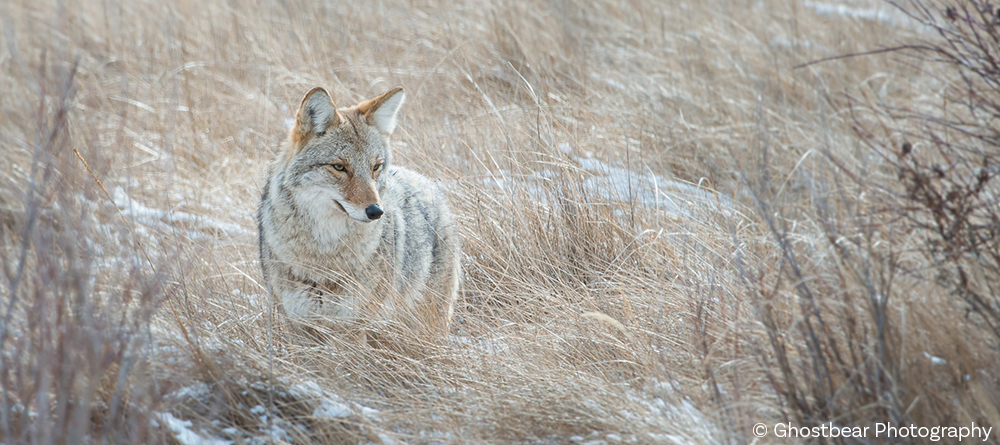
[[257, 86, 461, 336]]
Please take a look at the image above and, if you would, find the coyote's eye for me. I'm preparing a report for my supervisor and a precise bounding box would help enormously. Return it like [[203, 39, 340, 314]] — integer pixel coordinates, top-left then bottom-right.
[[372, 163, 383, 173], [330, 163, 347, 172]]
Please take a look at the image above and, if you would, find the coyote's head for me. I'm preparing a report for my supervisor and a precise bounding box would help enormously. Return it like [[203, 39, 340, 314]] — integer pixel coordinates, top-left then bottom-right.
[[282, 86, 405, 223]]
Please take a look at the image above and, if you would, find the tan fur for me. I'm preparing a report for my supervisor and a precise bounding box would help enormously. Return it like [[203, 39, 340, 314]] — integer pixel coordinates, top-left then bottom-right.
[[355, 86, 404, 130], [288, 86, 343, 160], [339, 167, 380, 209]]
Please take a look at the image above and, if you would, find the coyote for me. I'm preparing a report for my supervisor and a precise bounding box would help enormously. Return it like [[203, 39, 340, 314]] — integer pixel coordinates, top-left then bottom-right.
[[257, 86, 460, 336]]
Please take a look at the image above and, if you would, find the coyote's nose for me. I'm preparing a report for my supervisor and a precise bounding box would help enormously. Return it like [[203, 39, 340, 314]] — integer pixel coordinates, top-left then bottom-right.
[[365, 204, 383, 220]]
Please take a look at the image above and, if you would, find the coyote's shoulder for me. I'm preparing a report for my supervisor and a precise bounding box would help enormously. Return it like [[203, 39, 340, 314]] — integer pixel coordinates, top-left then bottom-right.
[[257, 86, 460, 335]]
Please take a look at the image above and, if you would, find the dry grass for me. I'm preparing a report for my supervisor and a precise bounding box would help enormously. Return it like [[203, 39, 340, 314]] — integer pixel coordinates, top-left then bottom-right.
[[2, 0, 998, 443]]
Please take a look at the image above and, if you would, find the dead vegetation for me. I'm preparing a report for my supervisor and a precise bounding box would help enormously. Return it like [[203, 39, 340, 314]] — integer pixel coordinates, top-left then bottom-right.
[[1, 0, 998, 443]]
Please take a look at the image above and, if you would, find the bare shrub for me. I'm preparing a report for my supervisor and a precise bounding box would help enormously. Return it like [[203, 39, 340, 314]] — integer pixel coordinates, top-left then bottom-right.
[[0, 53, 165, 444], [744, 0, 1000, 439], [871, 0, 1000, 339]]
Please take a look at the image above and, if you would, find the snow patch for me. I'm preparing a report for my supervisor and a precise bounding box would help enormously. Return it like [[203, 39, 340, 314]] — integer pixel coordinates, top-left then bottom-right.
[[112, 187, 250, 239], [289, 380, 382, 421], [167, 383, 211, 402], [468, 154, 742, 224], [575, 155, 737, 219], [313, 399, 352, 418], [618, 379, 723, 445], [804, 1, 925, 29], [923, 352, 947, 365], [154, 412, 232, 445]]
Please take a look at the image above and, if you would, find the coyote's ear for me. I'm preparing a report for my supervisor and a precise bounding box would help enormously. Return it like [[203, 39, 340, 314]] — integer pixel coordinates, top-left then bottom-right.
[[292, 87, 341, 148], [356, 87, 405, 135]]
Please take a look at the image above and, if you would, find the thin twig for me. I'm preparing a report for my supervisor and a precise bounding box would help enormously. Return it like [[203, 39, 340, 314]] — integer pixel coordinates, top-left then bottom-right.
[[793, 45, 922, 70]]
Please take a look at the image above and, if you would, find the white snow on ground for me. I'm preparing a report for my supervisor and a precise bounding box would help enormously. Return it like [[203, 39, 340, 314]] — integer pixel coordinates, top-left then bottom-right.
[[167, 382, 212, 401], [258, 421, 293, 443], [619, 380, 723, 445], [574, 156, 737, 219], [159, 380, 379, 443], [153, 412, 233, 445], [287, 380, 330, 399], [288, 380, 381, 421], [313, 399, 352, 418], [803, 1, 926, 30], [112, 187, 250, 239], [923, 352, 948, 365], [469, 154, 741, 222]]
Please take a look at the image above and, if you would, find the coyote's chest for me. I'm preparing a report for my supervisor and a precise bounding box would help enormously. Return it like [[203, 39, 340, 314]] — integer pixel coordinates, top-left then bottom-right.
[[284, 219, 384, 277]]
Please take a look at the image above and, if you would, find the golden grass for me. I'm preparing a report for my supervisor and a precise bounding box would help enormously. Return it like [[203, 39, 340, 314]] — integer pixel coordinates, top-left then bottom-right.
[[2, 0, 999, 443]]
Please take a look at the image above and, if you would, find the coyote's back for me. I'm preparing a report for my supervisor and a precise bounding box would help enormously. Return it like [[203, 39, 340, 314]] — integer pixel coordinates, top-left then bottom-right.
[[257, 86, 460, 335]]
